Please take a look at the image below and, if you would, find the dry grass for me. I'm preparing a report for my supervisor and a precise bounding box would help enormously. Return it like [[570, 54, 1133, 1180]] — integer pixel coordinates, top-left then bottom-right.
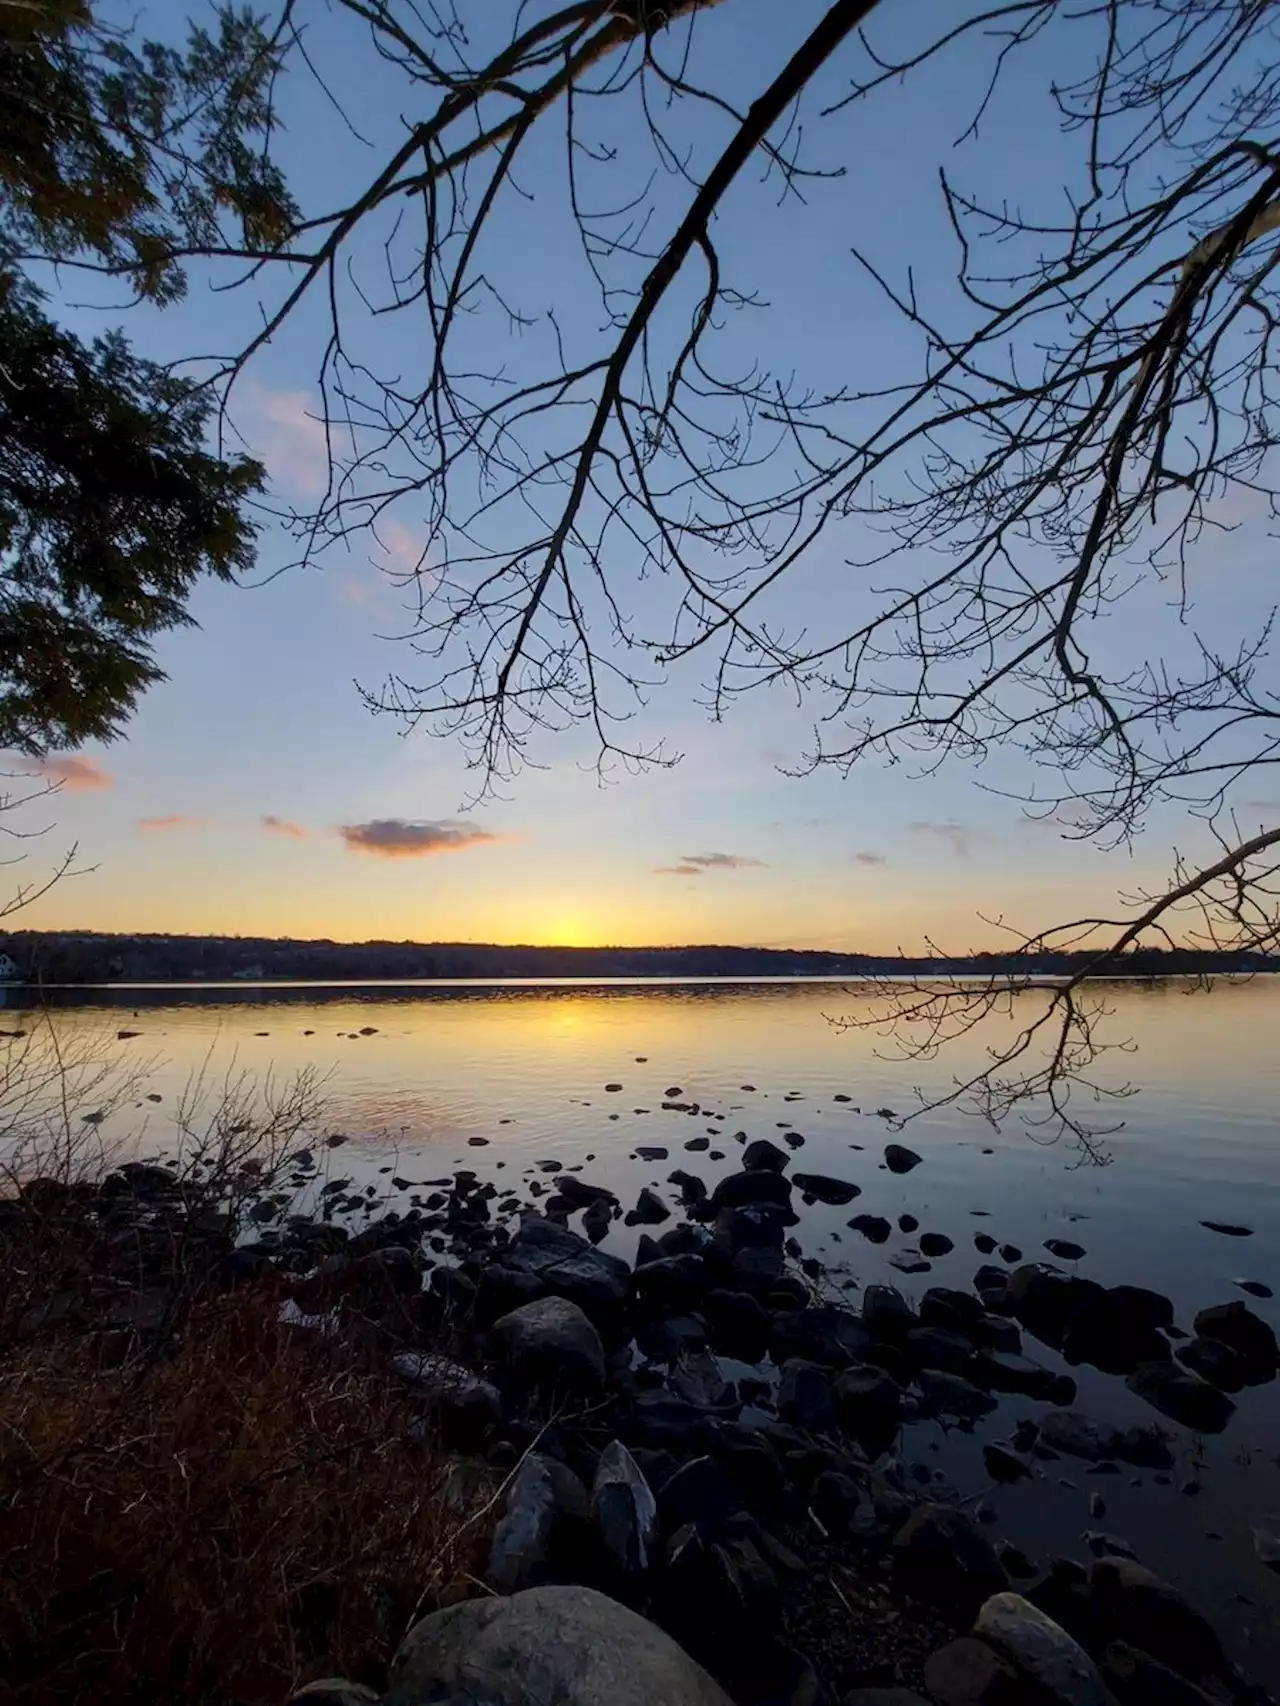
[[0, 1281, 496, 1706]]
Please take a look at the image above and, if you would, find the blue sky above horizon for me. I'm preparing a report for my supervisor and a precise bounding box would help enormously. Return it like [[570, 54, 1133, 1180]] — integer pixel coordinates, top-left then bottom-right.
[[8, 0, 1277, 952]]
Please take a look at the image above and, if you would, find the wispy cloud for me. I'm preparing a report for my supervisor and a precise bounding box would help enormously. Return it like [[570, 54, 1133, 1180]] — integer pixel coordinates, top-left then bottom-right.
[[262, 814, 307, 840], [653, 850, 768, 877], [338, 818, 502, 858], [851, 850, 888, 866], [1241, 798, 1280, 813], [138, 815, 204, 832], [6, 754, 113, 792], [238, 383, 329, 498], [909, 820, 981, 860]]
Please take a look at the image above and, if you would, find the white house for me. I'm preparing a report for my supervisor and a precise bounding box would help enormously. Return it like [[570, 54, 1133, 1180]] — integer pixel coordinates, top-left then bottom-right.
[[0, 953, 19, 982]]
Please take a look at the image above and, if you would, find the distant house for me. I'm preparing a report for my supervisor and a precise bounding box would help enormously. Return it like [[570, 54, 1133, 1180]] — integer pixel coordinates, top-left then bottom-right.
[[0, 952, 20, 982]]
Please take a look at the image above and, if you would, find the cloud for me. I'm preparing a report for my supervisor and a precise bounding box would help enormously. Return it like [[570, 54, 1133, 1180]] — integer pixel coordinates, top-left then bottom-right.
[[851, 850, 888, 866], [1241, 798, 1280, 812], [238, 383, 329, 497], [138, 815, 204, 832], [653, 851, 768, 877], [909, 820, 981, 860], [338, 818, 501, 858], [654, 863, 707, 877], [262, 814, 307, 840], [7, 754, 113, 791]]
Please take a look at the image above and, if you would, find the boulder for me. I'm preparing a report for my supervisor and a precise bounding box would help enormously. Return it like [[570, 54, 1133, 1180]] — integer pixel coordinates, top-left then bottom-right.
[[770, 1306, 874, 1369], [884, 1144, 922, 1174], [391, 1353, 501, 1439], [892, 1504, 1007, 1613], [791, 1172, 862, 1205], [1101, 1641, 1222, 1706], [504, 1217, 631, 1314], [702, 1289, 770, 1362], [843, 1693, 930, 1706], [1193, 1300, 1278, 1382], [973, 1351, 1059, 1400], [903, 1326, 978, 1374], [919, 1287, 985, 1331], [1175, 1335, 1246, 1393], [862, 1285, 917, 1341], [668, 1169, 709, 1206], [915, 1369, 998, 1421], [833, 1365, 903, 1434], [1037, 1410, 1121, 1462], [670, 1348, 738, 1413], [288, 1683, 380, 1706], [710, 1170, 793, 1215], [742, 1139, 790, 1173], [626, 1188, 670, 1227], [592, 1440, 659, 1577], [490, 1295, 606, 1387], [1125, 1361, 1236, 1433], [778, 1359, 837, 1432], [1007, 1266, 1102, 1350], [1060, 1287, 1172, 1375], [657, 1455, 742, 1539], [633, 1254, 710, 1311], [1089, 1559, 1227, 1683], [387, 1584, 734, 1706], [848, 1214, 892, 1244], [923, 1636, 1021, 1706], [487, 1452, 589, 1592], [974, 1593, 1109, 1706], [919, 1232, 954, 1258], [555, 1176, 619, 1210]]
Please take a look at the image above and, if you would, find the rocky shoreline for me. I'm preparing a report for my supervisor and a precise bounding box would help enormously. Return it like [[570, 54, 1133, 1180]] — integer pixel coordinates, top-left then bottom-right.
[[6, 1133, 1279, 1706]]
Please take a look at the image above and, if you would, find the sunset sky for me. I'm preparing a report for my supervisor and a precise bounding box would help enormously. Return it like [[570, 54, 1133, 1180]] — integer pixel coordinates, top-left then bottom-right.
[[8, 0, 1275, 953]]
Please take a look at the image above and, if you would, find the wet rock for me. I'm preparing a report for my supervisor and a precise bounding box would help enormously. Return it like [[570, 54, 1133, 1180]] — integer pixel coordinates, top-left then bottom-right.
[[1125, 1361, 1236, 1433], [1084, 1532, 1137, 1561], [491, 1295, 606, 1387], [974, 1350, 1059, 1400], [1193, 1299, 1278, 1382], [848, 1214, 892, 1244], [998, 1543, 1038, 1581], [916, 1369, 998, 1421], [983, 1443, 1030, 1483], [670, 1348, 737, 1413], [592, 1439, 659, 1576], [903, 1326, 978, 1375], [668, 1169, 709, 1207], [1089, 1558, 1227, 1683], [999, 1245, 1022, 1264], [487, 1452, 589, 1592], [287, 1683, 380, 1706], [975, 1233, 998, 1256], [392, 1353, 501, 1438], [582, 1199, 613, 1244], [685, 1137, 710, 1153], [899, 1213, 919, 1233], [1235, 1278, 1272, 1299], [842, 1692, 930, 1706], [778, 1359, 837, 1432], [730, 1245, 786, 1295], [1044, 1239, 1086, 1261], [770, 1306, 873, 1369], [710, 1170, 793, 1215], [703, 1289, 770, 1362], [634, 1254, 710, 1311], [974, 1592, 1109, 1706], [627, 1188, 670, 1227], [1007, 1266, 1101, 1350], [1060, 1287, 1173, 1375], [742, 1139, 791, 1173], [390, 1584, 734, 1706], [923, 1636, 1021, 1706], [892, 1504, 1007, 1613], [556, 1176, 619, 1210], [919, 1232, 954, 1257], [791, 1172, 861, 1205], [890, 1251, 932, 1275], [863, 1285, 917, 1341], [1100, 1641, 1223, 1706], [1199, 1220, 1252, 1237], [884, 1144, 923, 1174], [833, 1366, 903, 1434], [1176, 1335, 1246, 1392], [657, 1455, 743, 1539]]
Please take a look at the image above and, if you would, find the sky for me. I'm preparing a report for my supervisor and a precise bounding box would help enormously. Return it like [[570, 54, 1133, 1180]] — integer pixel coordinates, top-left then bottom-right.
[[8, 0, 1276, 952]]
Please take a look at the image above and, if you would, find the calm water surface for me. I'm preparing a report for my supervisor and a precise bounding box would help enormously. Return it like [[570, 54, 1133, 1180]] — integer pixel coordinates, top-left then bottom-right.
[[9, 976, 1280, 1679]]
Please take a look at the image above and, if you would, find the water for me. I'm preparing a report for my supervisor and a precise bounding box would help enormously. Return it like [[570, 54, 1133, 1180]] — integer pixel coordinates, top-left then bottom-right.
[[7, 975, 1280, 1680]]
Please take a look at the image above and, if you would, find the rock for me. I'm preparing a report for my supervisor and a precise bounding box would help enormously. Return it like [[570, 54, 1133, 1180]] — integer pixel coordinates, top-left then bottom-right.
[[1125, 1362, 1236, 1432], [1038, 1411, 1122, 1462], [490, 1295, 606, 1387], [710, 1170, 794, 1216], [388, 1584, 734, 1706], [1007, 1266, 1103, 1350], [669, 1169, 709, 1206], [1101, 1641, 1222, 1706], [742, 1139, 791, 1173], [555, 1176, 619, 1209], [998, 1544, 1038, 1581], [391, 1353, 501, 1438], [634, 1254, 710, 1311], [657, 1455, 742, 1539], [1235, 1278, 1272, 1298], [288, 1682, 380, 1706], [1060, 1287, 1173, 1375], [834, 1366, 903, 1434], [1084, 1532, 1137, 1561], [923, 1636, 1021, 1706], [863, 1285, 917, 1340], [1199, 1221, 1252, 1236], [702, 1289, 770, 1362], [890, 1251, 932, 1275], [792, 1172, 862, 1205], [778, 1359, 837, 1432], [915, 1369, 998, 1421], [974, 1592, 1109, 1706], [811, 1468, 863, 1535], [1044, 1239, 1086, 1261], [1175, 1336, 1246, 1392], [770, 1306, 873, 1369], [1089, 1559, 1226, 1683], [505, 1217, 631, 1313], [582, 1199, 612, 1244], [975, 1233, 998, 1255], [592, 1440, 660, 1576], [983, 1443, 1030, 1483], [919, 1232, 954, 1257], [685, 1137, 710, 1152], [884, 1144, 923, 1174], [842, 1692, 931, 1706], [627, 1188, 670, 1226], [848, 1214, 892, 1243], [670, 1348, 737, 1413], [893, 1505, 1007, 1612], [903, 1326, 978, 1374], [487, 1452, 589, 1592], [973, 1351, 1059, 1400], [1193, 1300, 1278, 1381]]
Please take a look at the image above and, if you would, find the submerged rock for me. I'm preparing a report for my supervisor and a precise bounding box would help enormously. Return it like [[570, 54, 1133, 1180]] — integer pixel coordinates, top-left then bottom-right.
[[884, 1143, 923, 1174], [1125, 1361, 1236, 1433], [848, 1214, 892, 1244], [1193, 1300, 1278, 1382]]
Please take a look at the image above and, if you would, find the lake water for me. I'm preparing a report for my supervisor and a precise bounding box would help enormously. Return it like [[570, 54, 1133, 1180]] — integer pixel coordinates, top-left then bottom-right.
[[8, 975, 1280, 1681]]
